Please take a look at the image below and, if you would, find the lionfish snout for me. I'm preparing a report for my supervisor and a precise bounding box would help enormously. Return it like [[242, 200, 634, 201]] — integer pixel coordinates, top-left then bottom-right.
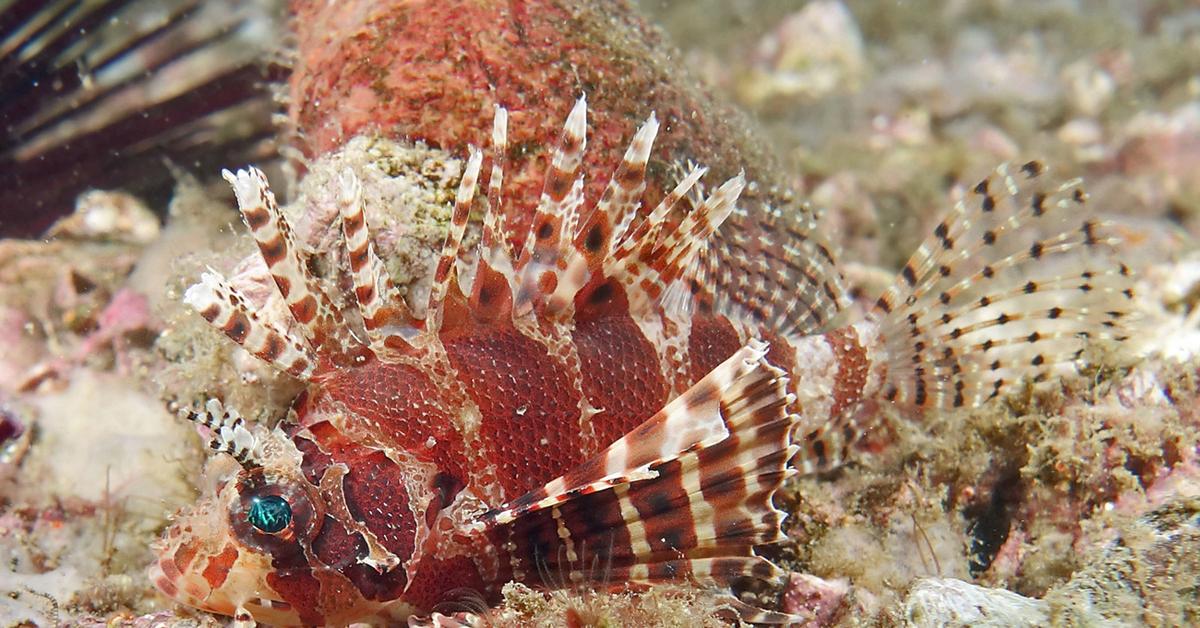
[[151, 497, 240, 614], [152, 493, 313, 625], [151, 553, 302, 626], [150, 452, 309, 625]]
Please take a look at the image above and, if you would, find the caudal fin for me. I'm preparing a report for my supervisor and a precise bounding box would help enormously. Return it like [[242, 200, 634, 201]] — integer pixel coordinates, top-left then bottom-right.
[[871, 161, 1135, 410], [471, 340, 799, 622]]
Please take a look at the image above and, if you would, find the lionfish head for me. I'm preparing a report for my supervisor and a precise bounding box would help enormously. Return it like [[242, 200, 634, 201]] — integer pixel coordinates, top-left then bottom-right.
[[150, 401, 337, 625]]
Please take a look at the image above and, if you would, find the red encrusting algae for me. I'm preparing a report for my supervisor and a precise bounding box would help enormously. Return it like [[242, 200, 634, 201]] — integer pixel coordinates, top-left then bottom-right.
[[288, 0, 792, 244]]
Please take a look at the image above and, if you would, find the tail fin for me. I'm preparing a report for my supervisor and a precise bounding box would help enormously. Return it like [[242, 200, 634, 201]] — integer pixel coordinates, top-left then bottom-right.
[[871, 161, 1135, 410], [472, 340, 799, 622]]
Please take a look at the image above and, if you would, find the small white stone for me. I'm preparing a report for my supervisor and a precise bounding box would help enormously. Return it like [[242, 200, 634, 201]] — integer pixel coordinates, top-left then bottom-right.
[[1062, 60, 1115, 117], [903, 578, 1047, 627]]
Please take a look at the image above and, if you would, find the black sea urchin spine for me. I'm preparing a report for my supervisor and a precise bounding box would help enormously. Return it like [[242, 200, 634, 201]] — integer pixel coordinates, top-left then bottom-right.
[[0, 0, 287, 237]]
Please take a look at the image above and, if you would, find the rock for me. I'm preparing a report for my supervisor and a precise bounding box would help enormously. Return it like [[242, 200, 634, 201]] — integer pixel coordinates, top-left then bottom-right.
[[1044, 498, 1200, 626], [902, 578, 1048, 627], [739, 1, 866, 104], [783, 573, 850, 624]]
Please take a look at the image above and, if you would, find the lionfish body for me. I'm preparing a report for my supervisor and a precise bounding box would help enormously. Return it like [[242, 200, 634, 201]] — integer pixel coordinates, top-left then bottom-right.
[[151, 99, 1133, 625]]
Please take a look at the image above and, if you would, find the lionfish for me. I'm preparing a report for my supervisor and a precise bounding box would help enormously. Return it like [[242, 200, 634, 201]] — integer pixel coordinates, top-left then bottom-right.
[[149, 97, 1133, 625]]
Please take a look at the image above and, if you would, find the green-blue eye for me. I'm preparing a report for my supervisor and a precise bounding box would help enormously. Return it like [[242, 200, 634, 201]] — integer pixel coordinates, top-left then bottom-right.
[[247, 495, 291, 534]]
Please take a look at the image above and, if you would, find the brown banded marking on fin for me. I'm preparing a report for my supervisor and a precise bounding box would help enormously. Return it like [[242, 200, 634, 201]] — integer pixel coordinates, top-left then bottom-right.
[[792, 406, 864, 476], [709, 200, 850, 336], [578, 112, 658, 267], [541, 112, 661, 318], [600, 171, 746, 320], [178, 398, 268, 469], [870, 161, 1136, 409], [427, 149, 484, 331], [466, 106, 518, 325], [453, 101, 734, 328], [627, 156, 849, 337], [654, 173, 746, 314], [517, 96, 589, 265], [472, 341, 799, 620], [336, 169, 423, 354], [511, 97, 589, 320], [482, 105, 512, 265], [222, 167, 362, 360], [183, 270, 316, 379], [605, 165, 706, 272]]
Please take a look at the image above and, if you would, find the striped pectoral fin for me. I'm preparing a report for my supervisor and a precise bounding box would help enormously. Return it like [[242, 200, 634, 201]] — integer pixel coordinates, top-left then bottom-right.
[[474, 341, 800, 621], [871, 161, 1137, 410]]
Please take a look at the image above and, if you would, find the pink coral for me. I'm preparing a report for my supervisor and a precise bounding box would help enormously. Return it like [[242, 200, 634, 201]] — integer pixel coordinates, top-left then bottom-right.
[[782, 573, 849, 626]]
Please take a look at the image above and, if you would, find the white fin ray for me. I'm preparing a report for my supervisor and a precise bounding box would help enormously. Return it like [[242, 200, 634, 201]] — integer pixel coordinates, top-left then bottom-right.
[[871, 161, 1136, 409], [183, 270, 316, 379], [427, 149, 484, 330], [222, 167, 362, 360], [462, 106, 520, 323], [603, 171, 745, 320], [510, 97, 589, 319], [597, 112, 658, 247], [336, 170, 424, 355]]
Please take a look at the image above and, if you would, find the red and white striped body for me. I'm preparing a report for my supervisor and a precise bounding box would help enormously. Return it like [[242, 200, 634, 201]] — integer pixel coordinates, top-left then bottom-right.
[[151, 100, 1133, 625]]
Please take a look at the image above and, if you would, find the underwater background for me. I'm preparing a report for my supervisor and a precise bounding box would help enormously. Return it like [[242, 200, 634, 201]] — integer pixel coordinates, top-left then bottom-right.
[[1, 0, 1198, 625]]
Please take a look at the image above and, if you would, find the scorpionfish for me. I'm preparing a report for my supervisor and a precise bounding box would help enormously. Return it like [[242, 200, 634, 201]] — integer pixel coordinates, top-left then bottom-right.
[[150, 98, 1133, 625]]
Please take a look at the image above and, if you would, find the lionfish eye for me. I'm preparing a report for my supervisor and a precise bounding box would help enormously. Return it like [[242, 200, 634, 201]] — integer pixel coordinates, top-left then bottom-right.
[[247, 494, 292, 534]]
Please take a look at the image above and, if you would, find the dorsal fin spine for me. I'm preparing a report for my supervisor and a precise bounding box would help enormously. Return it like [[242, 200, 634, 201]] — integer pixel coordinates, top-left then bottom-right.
[[483, 105, 510, 261], [518, 96, 587, 265], [584, 112, 659, 259], [336, 169, 421, 353], [542, 112, 662, 318], [183, 269, 316, 379], [659, 172, 744, 281], [511, 97, 589, 317], [467, 106, 518, 322], [222, 167, 355, 353], [607, 165, 706, 276], [428, 149, 484, 330]]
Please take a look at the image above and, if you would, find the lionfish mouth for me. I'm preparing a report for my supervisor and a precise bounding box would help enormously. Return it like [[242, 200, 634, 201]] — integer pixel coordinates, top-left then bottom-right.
[[149, 552, 302, 625], [148, 552, 236, 617], [149, 507, 302, 626]]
